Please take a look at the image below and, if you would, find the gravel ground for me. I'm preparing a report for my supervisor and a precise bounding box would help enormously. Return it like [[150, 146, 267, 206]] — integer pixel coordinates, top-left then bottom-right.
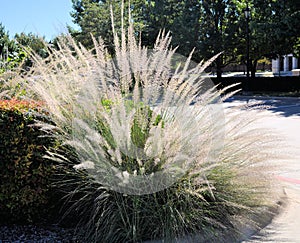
[[0, 224, 82, 242]]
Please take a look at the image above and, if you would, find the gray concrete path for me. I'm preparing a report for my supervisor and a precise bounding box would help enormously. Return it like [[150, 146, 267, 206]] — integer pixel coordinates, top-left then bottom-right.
[[225, 96, 300, 243], [245, 115, 300, 243]]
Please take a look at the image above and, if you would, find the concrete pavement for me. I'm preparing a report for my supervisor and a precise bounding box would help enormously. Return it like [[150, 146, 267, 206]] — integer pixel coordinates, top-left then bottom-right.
[[225, 96, 300, 243]]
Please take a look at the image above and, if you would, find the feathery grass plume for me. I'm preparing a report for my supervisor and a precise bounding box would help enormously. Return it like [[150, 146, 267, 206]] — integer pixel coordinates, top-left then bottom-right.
[[18, 11, 284, 243], [24, 26, 225, 195]]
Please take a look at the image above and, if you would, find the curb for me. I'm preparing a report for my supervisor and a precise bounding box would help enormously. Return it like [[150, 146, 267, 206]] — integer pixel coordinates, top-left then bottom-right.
[[238, 187, 288, 242]]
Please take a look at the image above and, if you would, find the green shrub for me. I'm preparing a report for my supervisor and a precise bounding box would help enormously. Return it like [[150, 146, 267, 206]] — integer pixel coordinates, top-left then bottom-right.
[[0, 99, 54, 223]]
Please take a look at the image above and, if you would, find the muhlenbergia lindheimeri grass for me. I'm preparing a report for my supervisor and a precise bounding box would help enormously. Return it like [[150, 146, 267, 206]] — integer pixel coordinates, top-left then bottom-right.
[[16, 16, 284, 242]]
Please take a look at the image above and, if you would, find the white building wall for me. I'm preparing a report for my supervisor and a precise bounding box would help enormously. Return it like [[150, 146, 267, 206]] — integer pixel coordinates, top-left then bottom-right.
[[272, 59, 280, 73], [272, 54, 299, 75], [283, 55, 289, 72], [292, 57, 298, 69]]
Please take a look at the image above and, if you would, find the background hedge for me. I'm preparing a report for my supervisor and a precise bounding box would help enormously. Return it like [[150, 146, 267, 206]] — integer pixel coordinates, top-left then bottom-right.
[[0, 99, 55, 223], [212, 76, 300, 93]]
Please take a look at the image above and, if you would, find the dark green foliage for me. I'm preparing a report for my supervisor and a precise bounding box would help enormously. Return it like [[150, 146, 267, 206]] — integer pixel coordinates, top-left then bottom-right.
[[99, 99, 164, 174], [0, 23, 21, 73], [0, 23, 14, 57], [0, 23, 48, 73], [70, 0, 120, 52], [57, 175, 243, 242], [70, 0, 300, 77], [241, 0, 300, 76], [0, 99, 54, 223], [14, 32, 48, 67]]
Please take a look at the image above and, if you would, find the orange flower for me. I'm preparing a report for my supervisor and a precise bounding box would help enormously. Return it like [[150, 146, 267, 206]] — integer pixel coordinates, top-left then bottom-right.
[[0, 99, 44, 112]]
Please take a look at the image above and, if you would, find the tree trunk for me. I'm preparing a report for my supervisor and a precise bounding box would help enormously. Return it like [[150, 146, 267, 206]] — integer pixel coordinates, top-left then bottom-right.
[[216, 56, 223, 79], [251, 59, 257, 78], [217, 69, 222, 79]]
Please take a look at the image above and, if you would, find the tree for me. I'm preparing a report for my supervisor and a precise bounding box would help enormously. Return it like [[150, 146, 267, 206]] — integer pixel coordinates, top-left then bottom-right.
[[70, 0, 300, 77], [0, 23, 22, 73], [235, 0, 300, 77], [0, 23, 16, 60], [294, 37, 300, 58], [0, 24, 49, 73], [14, 32, 47, 57], [195, 0, 240, 78], [70, 0, 202, 57], [138, 0, 201, 57], [70, 0, 136, 51], [70, 0, 242, 78], [13, 32, 48, 68]]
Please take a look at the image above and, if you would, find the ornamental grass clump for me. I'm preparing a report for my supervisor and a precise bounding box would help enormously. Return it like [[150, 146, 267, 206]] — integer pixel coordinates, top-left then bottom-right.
[[18, 20, 282, 242]]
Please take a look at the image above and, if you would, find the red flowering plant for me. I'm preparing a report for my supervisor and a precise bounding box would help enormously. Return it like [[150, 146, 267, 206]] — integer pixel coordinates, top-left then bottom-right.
[[0, 98, 44, 112]]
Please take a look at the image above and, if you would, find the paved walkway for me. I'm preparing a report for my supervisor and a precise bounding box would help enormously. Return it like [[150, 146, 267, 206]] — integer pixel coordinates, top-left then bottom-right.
[[225, 96, 300, 243]]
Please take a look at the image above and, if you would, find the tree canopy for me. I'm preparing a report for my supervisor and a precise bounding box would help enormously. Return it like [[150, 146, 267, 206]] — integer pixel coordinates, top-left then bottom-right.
[[240, 0, 300, 76], [0, 24, 48, 73], [70, 0, 299, 77], [1, 1, 299, 76]]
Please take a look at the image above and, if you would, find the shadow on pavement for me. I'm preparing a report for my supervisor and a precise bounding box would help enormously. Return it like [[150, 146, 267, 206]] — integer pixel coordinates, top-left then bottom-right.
[[226, 96, 300, 117]]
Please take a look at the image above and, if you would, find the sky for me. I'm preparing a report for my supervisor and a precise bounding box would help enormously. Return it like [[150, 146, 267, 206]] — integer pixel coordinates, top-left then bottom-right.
[[0, 0, 78, 41]]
